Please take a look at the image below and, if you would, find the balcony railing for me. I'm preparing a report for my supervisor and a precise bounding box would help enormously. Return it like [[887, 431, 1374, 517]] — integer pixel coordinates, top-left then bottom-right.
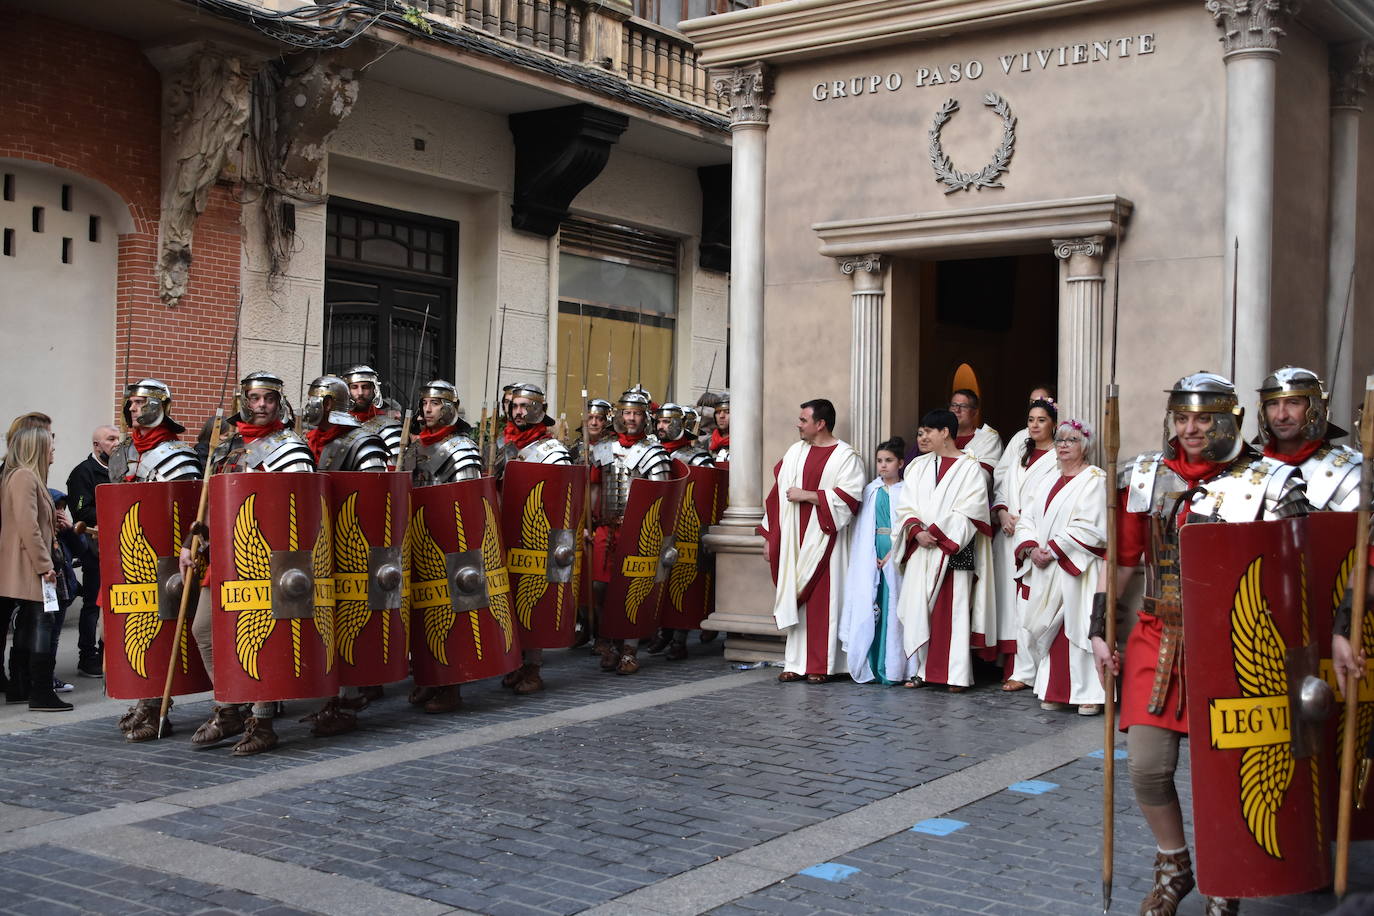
[[410, 0, 723, 112]]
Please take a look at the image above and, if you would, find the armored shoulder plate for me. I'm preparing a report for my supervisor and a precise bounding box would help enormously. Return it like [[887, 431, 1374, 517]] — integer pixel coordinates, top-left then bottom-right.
[[1189, 454, 1309, 522], [360, 415, 403, 463], [410, 434, 482, 485], [1302, 444, 1361, 511], [215, 430, 316, 473], [673, 445, 715, 468], [712, 445, 730, 463], [318, 425, 390, 472], [108, 439, 203, 483], [519, 437, 572, 466], [630, 440, 673, 481]]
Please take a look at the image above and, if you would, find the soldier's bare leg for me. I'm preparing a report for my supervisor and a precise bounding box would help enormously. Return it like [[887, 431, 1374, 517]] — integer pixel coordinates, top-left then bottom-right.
[[665, 629, 689, 661], [1129, 725, 1196, 916], [233, 702, 279, 756], [189, 586, 245, 749], [591, 582, 618, 672]]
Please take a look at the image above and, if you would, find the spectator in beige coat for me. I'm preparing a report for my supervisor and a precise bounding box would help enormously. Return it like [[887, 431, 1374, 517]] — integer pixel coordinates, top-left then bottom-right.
[[0, 423, 71, 711]]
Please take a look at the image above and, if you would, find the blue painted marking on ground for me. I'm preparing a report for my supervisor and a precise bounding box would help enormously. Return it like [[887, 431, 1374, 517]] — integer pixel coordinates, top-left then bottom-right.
[[1086, 748, 1129, 760], [909, 818, 969, 836], [799, 862, 861, 882], [1008, 779, 1059, 795]]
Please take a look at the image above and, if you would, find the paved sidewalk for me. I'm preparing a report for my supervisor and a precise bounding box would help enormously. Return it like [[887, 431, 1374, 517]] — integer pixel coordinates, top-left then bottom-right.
[[0, 642, 1368, 915]]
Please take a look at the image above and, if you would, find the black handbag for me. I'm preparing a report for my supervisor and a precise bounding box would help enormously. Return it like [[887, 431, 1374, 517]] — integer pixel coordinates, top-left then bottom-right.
[[946, 540, 975, 572]]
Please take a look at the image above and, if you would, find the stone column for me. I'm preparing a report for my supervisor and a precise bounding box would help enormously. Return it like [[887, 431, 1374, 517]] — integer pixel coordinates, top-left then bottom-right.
[[1208, 0, 1300, 416], [701, 62, 777, 660], [1325, 43, 1373, 426], [841, 254, 887, 473], [1053, 237, 1106, 452]]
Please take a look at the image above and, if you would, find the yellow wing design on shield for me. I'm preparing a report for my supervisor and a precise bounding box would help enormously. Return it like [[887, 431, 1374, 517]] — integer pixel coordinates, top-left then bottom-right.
[[484, 499, 514, 652], [400, 516, 412, 647], [314, 495, 335, 671], [667, 482, 699, 612], [514, 481, 550, 629], [335, 492, 371, 665], [413, 506, 454, 665], [118, 503, 161, 678], [1231, 555, 1293, 859], [233, 494, 275, 680], [624, 497, 662, 624]]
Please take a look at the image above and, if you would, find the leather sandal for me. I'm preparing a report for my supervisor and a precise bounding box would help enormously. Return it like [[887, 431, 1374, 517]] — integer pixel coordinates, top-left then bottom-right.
[[127, 703, 170, 743], [901, 678, 925, 689], [806, 674, 829, 684], [513, 666, 544, 694], [231, 716, 278, 756], [777, 671, 804, 683], [616, 646, 640, 675], [408, 685, 437, 706], [1001, 680, 1031, 692], [424, 684, 463, 714], [301, 697, 358, 737], [947, 685, 967, 693], [191, 704, 245, 749]]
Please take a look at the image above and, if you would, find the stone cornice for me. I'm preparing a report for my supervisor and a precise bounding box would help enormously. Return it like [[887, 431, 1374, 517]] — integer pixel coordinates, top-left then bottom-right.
[[680, 0, 1145, 68], [1205, 0, 1303, 56], [814, 195, 1132, 260], [1331, 41, 1374, 108]]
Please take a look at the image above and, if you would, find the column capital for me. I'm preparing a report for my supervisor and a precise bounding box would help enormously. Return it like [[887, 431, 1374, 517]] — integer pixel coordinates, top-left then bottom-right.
[[838, 254, 888, 292], [1052, 236, 1105, 260], [1331, 42, 1374, 109], [712, 62, 772, 127], [1205, 0, 1303, 57]]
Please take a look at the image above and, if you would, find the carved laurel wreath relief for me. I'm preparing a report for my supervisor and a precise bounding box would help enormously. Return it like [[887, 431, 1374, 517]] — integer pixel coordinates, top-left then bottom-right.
[[928, 92, 1016, 193]]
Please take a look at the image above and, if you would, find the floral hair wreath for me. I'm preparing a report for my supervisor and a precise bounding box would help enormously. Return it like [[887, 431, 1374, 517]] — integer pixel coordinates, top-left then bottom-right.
[[1058, 418, 1092, 440]]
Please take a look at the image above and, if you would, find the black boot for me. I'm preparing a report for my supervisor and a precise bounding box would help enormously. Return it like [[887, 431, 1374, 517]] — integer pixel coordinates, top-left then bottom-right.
[[6, 648, 30, 704], [28, 653, 73, 712]]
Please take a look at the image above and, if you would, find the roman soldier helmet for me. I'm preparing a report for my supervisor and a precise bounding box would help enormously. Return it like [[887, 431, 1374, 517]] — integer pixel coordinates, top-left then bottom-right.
[[586, 398, 612, 418], [716, 390, 730, 410], [655, 403, 689, 442], [302, 375, 349, 429], [343, 365, 383, 411], [508, 381, 551, 426], [1162, 371, 1245, 462], [681, 404, 701, 437], [417, 379, 460, 427], [1257, 366, 1337, 443], [238, 371, 289, 424], [614, 385, 653, 435], [122, 379, 185, 434]]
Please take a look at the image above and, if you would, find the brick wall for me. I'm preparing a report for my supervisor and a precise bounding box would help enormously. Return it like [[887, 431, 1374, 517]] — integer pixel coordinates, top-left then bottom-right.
[[0, 10, 241, 437]]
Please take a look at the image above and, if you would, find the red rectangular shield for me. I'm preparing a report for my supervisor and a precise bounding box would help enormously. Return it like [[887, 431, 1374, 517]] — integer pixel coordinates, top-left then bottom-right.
[[501, 461, 588, 649], [96, 480, 212, 699], [1180, 517, 1331, 898], [408, 476, 522, 685], [599, 470, 689, 640], [209, 472, 337, 702], [659, 461, 727, 630], [327, 471, 411, 687]]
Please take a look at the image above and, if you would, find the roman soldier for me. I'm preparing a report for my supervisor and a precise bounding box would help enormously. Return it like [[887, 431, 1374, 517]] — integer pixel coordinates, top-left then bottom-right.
[[105, 380, 205, 742], [1090, 372, 1309, 916], [1257, 366, 1360, 511], [343, 365, 403, 465], [401, 379, 480, 713], [589, 385, 673, 674], [183, 371, 318, 756], [655, 404, 715, 467], [708, 391, 730, 464], [495, 382, 573, 694], [108, 379, 202, 484], [568, 398, 611, 648], [301, 375, 391, 472]]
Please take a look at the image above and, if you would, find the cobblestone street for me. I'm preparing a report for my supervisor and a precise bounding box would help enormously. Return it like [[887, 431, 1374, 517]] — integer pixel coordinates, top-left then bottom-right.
[[1, 643, 1369, 915]]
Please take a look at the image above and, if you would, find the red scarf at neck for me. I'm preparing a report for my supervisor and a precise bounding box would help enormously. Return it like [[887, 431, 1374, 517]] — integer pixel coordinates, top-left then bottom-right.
[[504, 421, 548, 451], [130, 425, 178, 453], [306, 421, 348, 459], [618, 431, 648, 448], [1262, 437, 1324, 466], [237, 419, 285, 443], [1162, 447, 1231, 487], [661, 436, 692, 454], [418, 424, 456, 447], [710, 429, 729, 452], [351, 404, 382, 422]]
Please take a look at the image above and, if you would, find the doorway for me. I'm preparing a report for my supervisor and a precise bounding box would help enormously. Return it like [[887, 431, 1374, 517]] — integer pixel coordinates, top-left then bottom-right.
[[890, 253, 1059, 444]]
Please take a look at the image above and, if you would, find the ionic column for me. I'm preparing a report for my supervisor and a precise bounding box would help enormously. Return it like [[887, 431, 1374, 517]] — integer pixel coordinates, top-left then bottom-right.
[[1325, 42, 1373, 426], [841, 254, 887, 473], [713, 61, 770, 529], [1208, 0, 1301, 412], [1053, 237, 1106, 444]]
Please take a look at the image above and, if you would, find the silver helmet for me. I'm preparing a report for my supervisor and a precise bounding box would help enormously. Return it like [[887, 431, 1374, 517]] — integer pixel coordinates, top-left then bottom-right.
[[343, 364, 383, 411], [586, 398, 612, 418], [1257, 366, 1331, 444], [508, 381, 549, 426], [417, 379, 460, 427], [239, 371, 289, 424], [302, 375, 349, 429], [655, 403, 689, 442], [499, 383, 517, 421], [122, 379, 185, 434], [1162, 371, 1244, 462], [716, 390, 730, 410], [614, 385, 654, 436]]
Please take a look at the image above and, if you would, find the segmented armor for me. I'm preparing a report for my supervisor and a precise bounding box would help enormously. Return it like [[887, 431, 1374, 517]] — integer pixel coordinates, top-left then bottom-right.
[[359, 415, 403, 465], [405, 433, 482, 486], [108, 437, 203, 483], [212, 429, 316, 474], [669, 444, 715, 468], [590, 437, 672, 523], [314, 413, 391, 472]]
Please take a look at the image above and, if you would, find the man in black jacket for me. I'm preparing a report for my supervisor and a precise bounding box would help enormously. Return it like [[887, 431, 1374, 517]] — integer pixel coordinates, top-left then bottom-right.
[[65, 424, 120, 678]]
